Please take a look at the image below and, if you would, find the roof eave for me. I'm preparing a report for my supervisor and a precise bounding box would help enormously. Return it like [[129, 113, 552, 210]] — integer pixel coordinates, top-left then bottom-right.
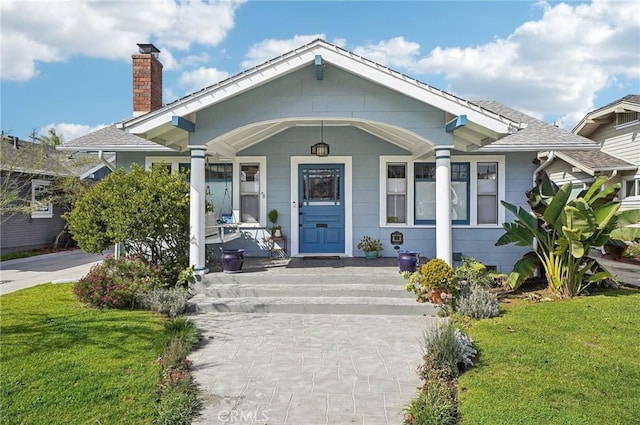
[[56, 145, 175, 152]]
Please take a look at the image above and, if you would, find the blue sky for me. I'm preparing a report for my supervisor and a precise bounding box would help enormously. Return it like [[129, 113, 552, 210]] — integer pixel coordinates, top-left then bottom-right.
[[1, 0, 639, 142]]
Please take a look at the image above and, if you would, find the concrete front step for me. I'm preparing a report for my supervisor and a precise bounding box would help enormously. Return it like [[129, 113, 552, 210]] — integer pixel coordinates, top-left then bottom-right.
[[188, 294, 437, 316], [202, 282, 415, 299]]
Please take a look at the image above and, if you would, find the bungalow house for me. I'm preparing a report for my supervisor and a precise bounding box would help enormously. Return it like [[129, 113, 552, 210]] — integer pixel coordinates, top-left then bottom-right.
[[0, 135, 113, 255], [537, 95, 640, 211], [60, 39, 599, 274]]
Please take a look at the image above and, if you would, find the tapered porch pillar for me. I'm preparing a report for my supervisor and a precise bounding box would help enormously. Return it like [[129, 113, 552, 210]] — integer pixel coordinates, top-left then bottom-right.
[[189, 145, 207, 273], [435, 146, 453, 266]]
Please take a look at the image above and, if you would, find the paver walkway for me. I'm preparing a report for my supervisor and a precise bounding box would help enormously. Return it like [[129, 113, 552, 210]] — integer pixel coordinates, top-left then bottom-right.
[[188, 258, 440, 424], [189, 313, 434, 424]]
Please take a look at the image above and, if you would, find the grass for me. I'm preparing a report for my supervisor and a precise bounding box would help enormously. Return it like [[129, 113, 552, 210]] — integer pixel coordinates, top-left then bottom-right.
[[458, 289, 640, 425], [0, 247, 77, 262], [0, 283, 170, 424]]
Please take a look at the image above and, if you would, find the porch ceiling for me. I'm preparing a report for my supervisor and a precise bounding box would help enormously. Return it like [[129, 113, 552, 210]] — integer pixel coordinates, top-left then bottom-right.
[[201, 117, 494, 159]]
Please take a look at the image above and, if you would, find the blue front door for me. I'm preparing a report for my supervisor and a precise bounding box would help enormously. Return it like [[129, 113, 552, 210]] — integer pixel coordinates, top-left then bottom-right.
[[299, 164, 345, 254]]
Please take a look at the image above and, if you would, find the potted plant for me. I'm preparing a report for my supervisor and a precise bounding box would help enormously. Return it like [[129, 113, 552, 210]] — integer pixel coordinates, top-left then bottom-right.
[[268, 209, 282, 237], [357, 235, 383, 259]]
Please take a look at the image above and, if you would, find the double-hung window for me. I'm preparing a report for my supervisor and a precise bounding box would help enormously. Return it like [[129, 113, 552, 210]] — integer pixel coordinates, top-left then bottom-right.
[[381, 155, 504, 227], [414, 162, 470, 225], [623, 178, 640, 199], [31, 179, 53, 218]]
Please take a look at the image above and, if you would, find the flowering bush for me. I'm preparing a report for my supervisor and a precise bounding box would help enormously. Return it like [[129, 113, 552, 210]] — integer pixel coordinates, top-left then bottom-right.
[[74, 256, 162, 308]]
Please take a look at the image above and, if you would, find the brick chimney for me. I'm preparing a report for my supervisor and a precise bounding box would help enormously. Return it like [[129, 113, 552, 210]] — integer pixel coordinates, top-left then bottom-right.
[[132, 43, 163, 116]]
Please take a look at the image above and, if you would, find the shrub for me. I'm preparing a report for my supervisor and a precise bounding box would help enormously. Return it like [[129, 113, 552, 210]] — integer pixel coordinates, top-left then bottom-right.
[[66, 164, 190, 286], [403, 383, 456, 425], [73, 256, 162, 308], [404, 258, 455, 303], [454, 256, 494, 287], [457, 283, 500, 319], [156, 317, 201, 425], [623, 242, 640, 260], [138, 287, 189, 317], [423, 322, 477, 376]]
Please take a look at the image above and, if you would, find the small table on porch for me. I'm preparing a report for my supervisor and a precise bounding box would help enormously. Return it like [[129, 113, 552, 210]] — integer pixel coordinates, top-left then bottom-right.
[[268, 236, 288, 259]]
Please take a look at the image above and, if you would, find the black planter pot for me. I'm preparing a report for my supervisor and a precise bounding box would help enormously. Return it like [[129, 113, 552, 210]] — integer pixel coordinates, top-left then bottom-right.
[[398, 250, 420, 273], [221, 249, 245, 273]]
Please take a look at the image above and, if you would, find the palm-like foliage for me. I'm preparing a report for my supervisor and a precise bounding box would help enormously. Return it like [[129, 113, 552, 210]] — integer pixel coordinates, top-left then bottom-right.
[[497, 174, 640, 297]]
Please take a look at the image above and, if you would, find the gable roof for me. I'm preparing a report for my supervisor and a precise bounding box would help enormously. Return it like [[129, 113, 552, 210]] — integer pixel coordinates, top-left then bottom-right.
[[114, 39, 524, 156], [545, 150, 637, 175], [58, 125, 172, 152], [1, 136, 110, 178], [63, 39, 596, 156], [573, 94, 640, 137], [473, 101, 599, 152]]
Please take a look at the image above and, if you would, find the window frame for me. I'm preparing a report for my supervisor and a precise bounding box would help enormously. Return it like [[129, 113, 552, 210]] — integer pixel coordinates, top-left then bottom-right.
[[414, 162, 470, 225], [31, 179, 53, 219], [379, 155, 506, 228], [145, 155, 267, 226], [622, 177, 640, 199]]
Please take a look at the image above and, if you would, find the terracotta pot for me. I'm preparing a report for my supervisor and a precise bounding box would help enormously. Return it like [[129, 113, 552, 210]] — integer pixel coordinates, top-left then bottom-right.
[[429, 289, 449, 304]]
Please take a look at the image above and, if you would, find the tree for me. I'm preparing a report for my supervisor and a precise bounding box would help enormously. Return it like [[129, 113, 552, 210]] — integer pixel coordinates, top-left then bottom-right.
[[65, 164, 190, 284], [496, 173, 640, 297]]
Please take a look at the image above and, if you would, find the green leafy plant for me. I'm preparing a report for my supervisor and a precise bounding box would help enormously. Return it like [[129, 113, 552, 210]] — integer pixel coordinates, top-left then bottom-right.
[[66, 163, 190, 285], [404, 258, 455, 303], [423, 323, 477, 376], [496, 173, 640, 297], [357, 235, 383, 252], [623, 241, 640, 260], [454, 256, 495, 288]]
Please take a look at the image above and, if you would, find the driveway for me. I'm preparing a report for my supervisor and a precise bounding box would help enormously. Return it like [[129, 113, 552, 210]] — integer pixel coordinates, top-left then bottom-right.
[[0, 249, 108, 295]]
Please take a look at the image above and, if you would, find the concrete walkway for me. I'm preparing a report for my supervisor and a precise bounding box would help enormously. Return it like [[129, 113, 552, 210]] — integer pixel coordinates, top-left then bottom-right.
[[188, 258, 439, 424], [0, 249, 107, 295]]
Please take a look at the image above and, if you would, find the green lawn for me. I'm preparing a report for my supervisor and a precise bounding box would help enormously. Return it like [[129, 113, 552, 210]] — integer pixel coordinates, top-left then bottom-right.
[[458, 289, 640, 425], [0, 284, 169, 425]]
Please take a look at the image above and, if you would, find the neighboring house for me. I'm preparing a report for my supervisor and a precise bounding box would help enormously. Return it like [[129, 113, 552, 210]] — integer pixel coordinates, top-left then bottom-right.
[[0, 136, 113, 255], [538, 95, 640, 210], [60, 39, 599, 274]]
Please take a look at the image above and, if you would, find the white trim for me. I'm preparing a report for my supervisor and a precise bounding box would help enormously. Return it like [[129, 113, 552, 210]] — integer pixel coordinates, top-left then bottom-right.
[[31, 179, 53, 219], [379, 155, 506, 227], [290, 156, 353, 257], [233, 156, 267, 227], [144, 156, 190, 171]]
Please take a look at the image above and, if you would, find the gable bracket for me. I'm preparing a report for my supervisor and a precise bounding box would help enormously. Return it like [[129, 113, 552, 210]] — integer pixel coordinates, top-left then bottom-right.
[[315, 55, 324, 80], [445, 115, 467, 133], [172, 116, 196, 133]]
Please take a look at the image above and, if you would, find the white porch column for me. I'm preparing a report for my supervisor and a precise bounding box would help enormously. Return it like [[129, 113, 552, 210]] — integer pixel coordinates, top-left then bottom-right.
[[189, 145, 207, 273], [435, 146, 453, 266]]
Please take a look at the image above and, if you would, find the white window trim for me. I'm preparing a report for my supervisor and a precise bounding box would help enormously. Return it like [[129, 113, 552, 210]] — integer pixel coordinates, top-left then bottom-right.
[[622, 176, 640, 199], [233, 156, 267, 227], [144, 156, 191, 171], [31, 179, 53, 219], [146, 156, 267, 226], [379, 155, 506, 228]]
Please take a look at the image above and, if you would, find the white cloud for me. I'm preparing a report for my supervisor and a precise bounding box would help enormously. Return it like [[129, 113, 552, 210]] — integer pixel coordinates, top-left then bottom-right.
[[349, 0, 639, 129], [178, 67, 231, 94], [40, 123, 109, 142], [353, 37, 421, 69], [241, 34, 326, 69], [0, 0, 244, 82]]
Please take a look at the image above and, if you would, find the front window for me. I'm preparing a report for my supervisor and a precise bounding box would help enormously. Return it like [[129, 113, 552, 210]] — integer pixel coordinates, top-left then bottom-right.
[[240, 164, 260, 222], [477, 162, 498, 224], [386, 164, 406, 224], [32, 179, 53, 218], [623, 178, 640, 198], [206, 163, 233, 219], [415, 162, 469, 225]]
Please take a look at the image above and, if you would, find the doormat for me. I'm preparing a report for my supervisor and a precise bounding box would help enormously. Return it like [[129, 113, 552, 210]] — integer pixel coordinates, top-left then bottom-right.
[[302, 256, 341, 260]]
